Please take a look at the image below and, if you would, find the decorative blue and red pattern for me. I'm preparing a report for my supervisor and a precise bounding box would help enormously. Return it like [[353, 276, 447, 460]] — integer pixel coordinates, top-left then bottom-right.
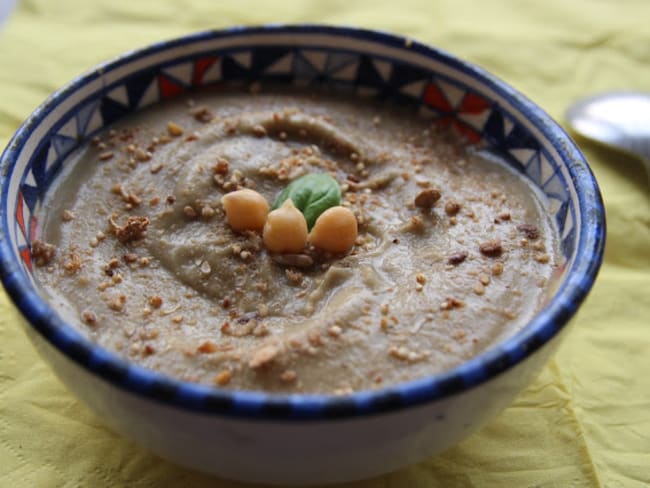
[[14, 43, 574, 274]]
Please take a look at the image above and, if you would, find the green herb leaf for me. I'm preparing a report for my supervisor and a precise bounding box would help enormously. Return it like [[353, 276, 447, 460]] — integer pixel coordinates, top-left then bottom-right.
[[273, 173, 341, 229]]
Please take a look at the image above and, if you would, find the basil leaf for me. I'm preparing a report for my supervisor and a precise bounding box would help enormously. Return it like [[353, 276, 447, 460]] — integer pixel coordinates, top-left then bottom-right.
[[273, 173, 341, 229]]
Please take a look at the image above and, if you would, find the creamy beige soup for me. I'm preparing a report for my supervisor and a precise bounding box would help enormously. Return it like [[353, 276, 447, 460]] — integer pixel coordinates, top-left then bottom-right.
[[34, 89, 558, 394]]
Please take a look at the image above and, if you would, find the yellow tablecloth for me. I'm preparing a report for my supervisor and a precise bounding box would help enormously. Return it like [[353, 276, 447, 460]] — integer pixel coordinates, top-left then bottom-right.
[[1, 1, 649, 486]]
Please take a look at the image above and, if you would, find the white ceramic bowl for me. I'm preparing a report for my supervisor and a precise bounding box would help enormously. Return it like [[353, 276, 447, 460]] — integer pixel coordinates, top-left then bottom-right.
[[0, 25, 605, 485]]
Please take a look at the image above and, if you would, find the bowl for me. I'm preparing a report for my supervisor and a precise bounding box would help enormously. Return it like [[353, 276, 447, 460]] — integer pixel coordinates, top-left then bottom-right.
[[0, 25, 605, 485]]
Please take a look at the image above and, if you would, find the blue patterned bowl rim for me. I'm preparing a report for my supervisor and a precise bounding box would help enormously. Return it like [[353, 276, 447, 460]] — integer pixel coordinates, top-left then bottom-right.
[[0, 25, 605, 420]]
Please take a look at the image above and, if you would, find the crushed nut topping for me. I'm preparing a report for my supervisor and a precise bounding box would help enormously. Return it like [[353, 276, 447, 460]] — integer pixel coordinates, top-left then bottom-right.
[[63, 252, 82, 274], [279, 370, 298, 383], [285, 268, 304, 286], [214, 159, 229, 175], [414, 188, 441, 209], [479, 240, 503, 257], [249, 345, 279, 370], [491, 262, 504, 276], [448, 251, 468, 265], [444, 200, 461, 216], [108, 294, 126, 312], [252, 124, 267, 137], [109, 216, 150, 243], [534, 253, 550, 264], [197, 341, 219, 354], [81, 309, 97, 326], [327, 325, 342, 337], [441, 297, 464, 310], [31, 239, 56, 267], [214, 370, 232, 386], [167, 121, 184, 137], [479, 273, 491, 286], [191, 106, 214, 123], [517, 224, 540, 240]]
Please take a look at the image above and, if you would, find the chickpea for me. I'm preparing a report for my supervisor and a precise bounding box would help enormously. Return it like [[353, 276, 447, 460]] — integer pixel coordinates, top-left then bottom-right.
[[263, 199, 308, 253], [309, 206, 357, 253], [221, 189, 269, 231]]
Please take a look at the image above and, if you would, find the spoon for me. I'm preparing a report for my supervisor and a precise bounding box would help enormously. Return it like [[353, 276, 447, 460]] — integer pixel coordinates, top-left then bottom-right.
[[566, 91, 650, 180]]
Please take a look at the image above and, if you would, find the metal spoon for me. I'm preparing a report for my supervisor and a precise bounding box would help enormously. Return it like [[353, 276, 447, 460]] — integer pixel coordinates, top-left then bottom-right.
[[566, 91, 650, 180]]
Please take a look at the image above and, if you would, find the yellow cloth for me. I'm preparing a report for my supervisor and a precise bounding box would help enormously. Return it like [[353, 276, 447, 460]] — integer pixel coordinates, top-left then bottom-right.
[[1, 0, 649, 486]]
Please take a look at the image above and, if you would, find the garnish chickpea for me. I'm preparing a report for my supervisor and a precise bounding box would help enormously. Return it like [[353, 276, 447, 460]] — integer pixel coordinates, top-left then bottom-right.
[[221, 189, 269, 232], [308, 206, 358, 253], [263, 199, 308, 253]]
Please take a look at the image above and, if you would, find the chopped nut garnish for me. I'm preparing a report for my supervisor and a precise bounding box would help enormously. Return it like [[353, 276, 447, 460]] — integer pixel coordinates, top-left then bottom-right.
[[183, 206, 197, 219], [31, 239, 56, 267], [123, 253, 138, 263], [214, 159, 229, 175], [135, 148, 152, 162], [380, 317, 390, 331], [327, 325, 342, 337], [448, 251, 468, 265], [108, 294, 126, 312], [252, 124, 267, 137], [479, 240, 503, 257], [280, 370, 297, 383], [197, 341, 218, 354], [415, 273, 427, 285], [109, 216, 149, 243], [414, 188, 441, 209], [201, 206, 215, 219], [452, 330, 467, 341], [479, 273, 491, 286], [249, 345, 278, 370], [444, 200, 461, 216], [81, 309, 97, 326], [474, 283, 485, 295], [285, 268, 303, 286], [125, 192, 142, 207], [150, 163, 163, 174], [99, 151, 114, 161], [148, 295, 163, 308], [62, 210, 75, 222], [167, 121, 184, 137], [441, 297, 464, 310], [534, 253, 550, 264], [532, 240, 546, 252], [253, 322, 270, 337], [191, 106, 214, 123], [214, 370, 232, 386], [517, 224, 539, 240], [63, 252, 82, 274], [492, 262, 504, 276]]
